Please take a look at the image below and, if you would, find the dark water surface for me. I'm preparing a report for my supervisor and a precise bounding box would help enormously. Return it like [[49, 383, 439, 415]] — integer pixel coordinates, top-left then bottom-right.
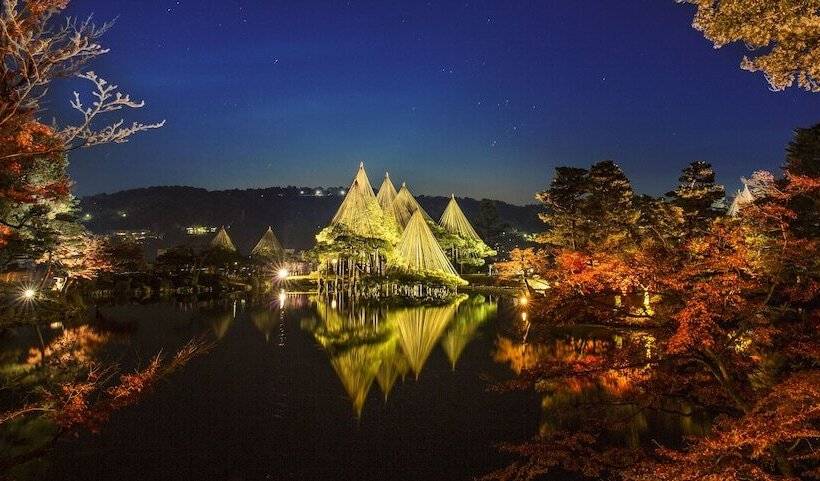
[[47, 294, 541, 481]]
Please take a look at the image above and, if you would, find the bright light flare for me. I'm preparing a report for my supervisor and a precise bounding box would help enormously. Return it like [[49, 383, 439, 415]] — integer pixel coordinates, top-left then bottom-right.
[[519, 295, 529, 306], [18, 286, 38, 305], [277, 268, 289, 280]]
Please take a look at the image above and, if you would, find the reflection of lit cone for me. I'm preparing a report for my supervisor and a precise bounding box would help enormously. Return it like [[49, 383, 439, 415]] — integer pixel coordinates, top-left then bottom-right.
[[249, 307, 280, 342], [441, 297, 497, 369], [212, 312, 233, 339], [393, 301, 460, 378], [376, 343, 409, 399]]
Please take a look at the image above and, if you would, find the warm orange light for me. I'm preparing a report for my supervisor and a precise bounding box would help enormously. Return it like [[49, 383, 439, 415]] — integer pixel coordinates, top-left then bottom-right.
[[277, 268, 289, 279], [519, 295, 528, 306]]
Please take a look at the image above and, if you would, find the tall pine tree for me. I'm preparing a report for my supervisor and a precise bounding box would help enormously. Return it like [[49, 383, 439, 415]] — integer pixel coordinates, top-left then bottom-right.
[[585, 161, 640, 249], [536, 167, 589, 250], [666, 161, 725, 233]]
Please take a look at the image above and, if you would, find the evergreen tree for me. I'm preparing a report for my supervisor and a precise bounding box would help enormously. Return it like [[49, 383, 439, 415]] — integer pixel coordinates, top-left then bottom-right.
[[585, 161, 640, 248], [536, 167, 589, 250], [475, 199, 503, 245], [666, 161, 725, 232], [785, 123, 820, 177], [784, 123, 820, 238]]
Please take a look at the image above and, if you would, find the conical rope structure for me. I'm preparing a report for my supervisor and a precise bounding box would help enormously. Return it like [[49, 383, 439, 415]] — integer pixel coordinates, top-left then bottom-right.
[[439, 195, 482, 241], [251, 226, 284, 257], [330, 162, 393, 239], [210, 226, 237, 252], [376, 172, 398, 213], [391, 183, 432, 230], [395, 210, 459, 277]]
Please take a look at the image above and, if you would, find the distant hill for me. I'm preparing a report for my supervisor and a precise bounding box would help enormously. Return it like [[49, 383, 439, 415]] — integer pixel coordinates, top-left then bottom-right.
[[80, 186, 541, 254]]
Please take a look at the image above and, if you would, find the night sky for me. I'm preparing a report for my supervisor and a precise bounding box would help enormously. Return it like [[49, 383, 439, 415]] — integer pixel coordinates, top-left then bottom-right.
[[57, 0, 819, 205]]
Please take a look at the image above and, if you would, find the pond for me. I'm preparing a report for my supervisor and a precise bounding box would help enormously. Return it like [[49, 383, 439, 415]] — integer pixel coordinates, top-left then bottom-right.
[[3, 293, 708, 480], [40, 294, 540, 481]]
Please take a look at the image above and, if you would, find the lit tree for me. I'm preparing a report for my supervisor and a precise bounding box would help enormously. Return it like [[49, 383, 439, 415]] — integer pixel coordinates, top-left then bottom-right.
[[486, 134, 820, 481], [679, 0, 820, 92], [666, 161, 725, 233], [585, 160, 640, 249], [0, 0, 163, 269], [536, 166, 589, 250]]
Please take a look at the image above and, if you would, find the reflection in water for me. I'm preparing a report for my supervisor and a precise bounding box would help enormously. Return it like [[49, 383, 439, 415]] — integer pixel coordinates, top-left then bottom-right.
[[304, 295, 497, 415], [494, 328, 708, 448], [441, 298, 497, 369], [211, 310, 234, 340]]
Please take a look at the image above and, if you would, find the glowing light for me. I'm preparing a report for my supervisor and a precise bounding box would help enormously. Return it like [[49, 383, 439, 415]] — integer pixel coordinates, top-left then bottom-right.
[[278, 289, 287, 307], [315, 190, 323, 196], [330, 299, 338, 309], [521, 312, 528, 322], [277, 268, 289, 279], [339, 190, 346, 195], [519, 295, 528, 306], [22, 288, 36, 300]]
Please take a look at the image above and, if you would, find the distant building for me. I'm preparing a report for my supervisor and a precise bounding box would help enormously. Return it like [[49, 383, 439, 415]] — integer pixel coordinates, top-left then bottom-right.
[[186, 226, 218, 236]]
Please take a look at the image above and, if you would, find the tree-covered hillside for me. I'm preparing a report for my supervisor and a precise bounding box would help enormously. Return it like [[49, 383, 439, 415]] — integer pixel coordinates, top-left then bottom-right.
[[79, 186, 540, 253]]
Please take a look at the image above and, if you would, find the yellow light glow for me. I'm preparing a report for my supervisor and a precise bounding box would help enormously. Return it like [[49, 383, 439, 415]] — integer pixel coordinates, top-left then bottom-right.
[[278, 289, 287, 306], [277, 268, 289, 279], [22, 288, 36, 300], [521, 312, 528, 322], [519, 296, 528, 306]]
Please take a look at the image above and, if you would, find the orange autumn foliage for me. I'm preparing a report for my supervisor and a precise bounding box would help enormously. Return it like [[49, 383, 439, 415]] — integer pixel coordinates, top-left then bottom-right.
[[490, 155, 820, 480]]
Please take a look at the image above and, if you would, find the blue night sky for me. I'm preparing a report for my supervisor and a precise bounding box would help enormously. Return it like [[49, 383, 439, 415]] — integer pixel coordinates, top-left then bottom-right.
[[58, 0, 819, 205]]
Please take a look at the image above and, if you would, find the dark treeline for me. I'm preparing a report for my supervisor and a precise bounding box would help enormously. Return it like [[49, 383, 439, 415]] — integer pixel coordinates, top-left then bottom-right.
[[80, 186, 541, 252]]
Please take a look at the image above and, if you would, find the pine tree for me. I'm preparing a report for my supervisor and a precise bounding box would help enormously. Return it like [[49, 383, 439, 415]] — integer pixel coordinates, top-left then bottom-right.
[[786, 123, 820, 177], [784, 123, 820, 238], [666, 161, 725, 233], [535, 167, 589, 250], [584, 161, 640, 248]]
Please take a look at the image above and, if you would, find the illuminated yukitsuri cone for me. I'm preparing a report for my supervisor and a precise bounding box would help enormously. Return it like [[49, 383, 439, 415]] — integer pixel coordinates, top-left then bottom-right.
[[251, 226, 284, 258], [210, 226, 237, 252], [439, 194, 482, 241], [391, 182, 433, 229], [396, 210, 459, 276], [330, 162, 391, 238], [376, 172, 398, 213]]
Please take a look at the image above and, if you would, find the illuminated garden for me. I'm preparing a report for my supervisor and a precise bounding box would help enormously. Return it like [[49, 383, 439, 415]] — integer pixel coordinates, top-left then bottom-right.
[[0, 1, 818, 481]]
